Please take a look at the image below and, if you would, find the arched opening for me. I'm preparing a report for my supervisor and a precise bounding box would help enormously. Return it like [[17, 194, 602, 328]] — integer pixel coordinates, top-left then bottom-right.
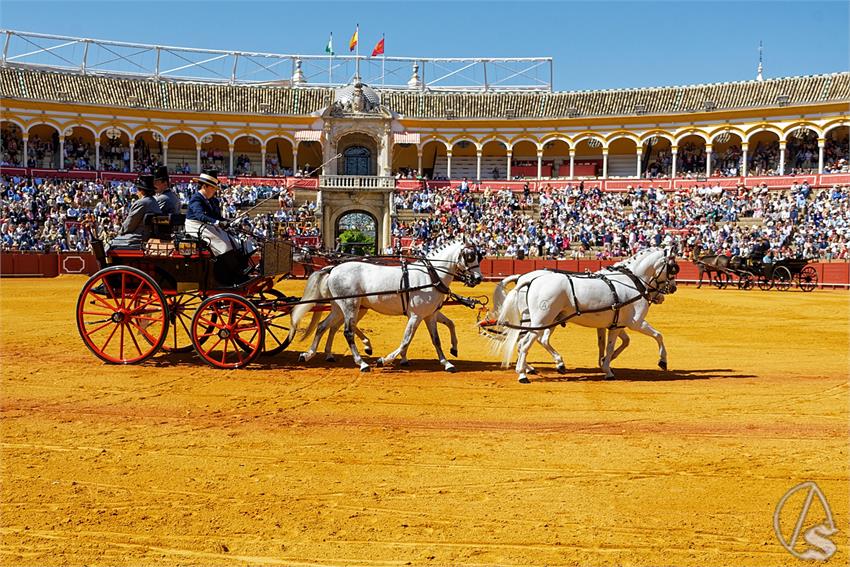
[[391, 142, 418, 178], [266, 137, 293, 176], [542, 139, 570, 178], [481, 140, 508, 179], [133, 130, 164, 173], [421, 140, 448, 180], [510, 140, 538, 178], [233, 135, 262, 176], [574, 138, 604, 177], [200, 133, 228, 172], [335, 210, 377, 255], [98, 127, 130, 172], [1, 121, 24, 167], [63, 126, 96, 170], [608, 137, 638, 178], [450, 140, 477, 180], [710, 132, 743, 176], [677, 134, 707, 176], [27, 124, 60, 168], [747, 131, 780, 175], [824, 125, 849, 173], [167, 133, 197, 174], [785, 127, 819, 174], [296, 140, 323, 176], [641, 136, 672, 178], [336, 132, 377, 176]]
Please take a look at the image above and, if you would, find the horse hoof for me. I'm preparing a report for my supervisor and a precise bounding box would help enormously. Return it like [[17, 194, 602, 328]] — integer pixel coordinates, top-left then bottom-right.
[[659, 360, 668, 370], [518, 376, 531, 384], [450, 348, 458, 357], [360, 365, 371, 373], [557, 365, 566, 374], [445, 365, 457, 373], [375, 358, 384, 367], [325, 355, 336, 363], [604, 374, 615, 380], [399, 360, 410, 367], [527, 366, 537, 375], [298, 353, 307, 363], [364, 347, 373, 356]]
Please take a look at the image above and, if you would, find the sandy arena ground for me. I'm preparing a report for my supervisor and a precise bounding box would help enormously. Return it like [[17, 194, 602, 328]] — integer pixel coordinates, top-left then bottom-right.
[[1, 276, 848, 566]]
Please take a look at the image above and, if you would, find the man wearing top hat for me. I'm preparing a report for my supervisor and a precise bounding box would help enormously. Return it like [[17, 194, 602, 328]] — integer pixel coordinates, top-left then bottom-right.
[[153, 165, 181, 215], [108, 174, 163, 249], [185, 170, 251, 284]]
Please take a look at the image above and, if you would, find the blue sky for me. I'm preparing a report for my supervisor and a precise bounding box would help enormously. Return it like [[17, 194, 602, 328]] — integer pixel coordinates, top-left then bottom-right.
[[1, 1, 847, 91]]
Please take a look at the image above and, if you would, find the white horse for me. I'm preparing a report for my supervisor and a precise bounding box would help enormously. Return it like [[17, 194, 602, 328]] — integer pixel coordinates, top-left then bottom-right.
[[496, 248, 679, 382], [286, 241, 483, 372], [488, 270, 667, 374], [317, 310, 459, 364]]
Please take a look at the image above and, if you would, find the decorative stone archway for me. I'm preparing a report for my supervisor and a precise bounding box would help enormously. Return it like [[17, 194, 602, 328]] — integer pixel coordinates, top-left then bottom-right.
[[319, 184, 393, 254]]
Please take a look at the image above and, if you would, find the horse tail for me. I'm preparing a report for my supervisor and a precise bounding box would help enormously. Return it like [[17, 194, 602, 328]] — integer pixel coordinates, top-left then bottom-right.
[[495, 285, 523, 368], [283, 267, 332, 348], [490, 274, 521, 320]]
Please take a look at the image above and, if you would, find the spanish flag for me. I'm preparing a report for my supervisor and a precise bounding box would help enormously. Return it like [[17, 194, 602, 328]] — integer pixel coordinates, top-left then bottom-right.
[[349, 24, 358, 52], [371, 35, 385, 57]]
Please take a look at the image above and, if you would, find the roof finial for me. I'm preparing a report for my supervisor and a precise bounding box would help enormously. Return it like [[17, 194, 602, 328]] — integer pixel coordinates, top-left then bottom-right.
[[756, 40, 764, 82]]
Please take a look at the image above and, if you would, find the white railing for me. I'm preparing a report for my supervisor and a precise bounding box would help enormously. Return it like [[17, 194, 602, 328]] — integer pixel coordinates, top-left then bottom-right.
[[320, 175, 396, 190]]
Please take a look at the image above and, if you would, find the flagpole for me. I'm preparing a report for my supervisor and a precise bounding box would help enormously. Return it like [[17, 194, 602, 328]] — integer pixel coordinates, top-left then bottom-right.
[[381, 34, 385, 87], [355, 24, 360, 81], [328, 32, 332, 84]]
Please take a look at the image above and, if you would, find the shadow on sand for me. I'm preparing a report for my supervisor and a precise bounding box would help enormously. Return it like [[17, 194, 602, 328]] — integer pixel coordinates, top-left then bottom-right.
[[148, 351, 752, 381]]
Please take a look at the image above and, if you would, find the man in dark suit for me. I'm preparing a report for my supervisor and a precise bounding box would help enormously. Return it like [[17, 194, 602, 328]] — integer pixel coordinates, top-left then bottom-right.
[[109, 174, 162, 249], [153, 165, 181, 215], [185, 170, 250, 285]]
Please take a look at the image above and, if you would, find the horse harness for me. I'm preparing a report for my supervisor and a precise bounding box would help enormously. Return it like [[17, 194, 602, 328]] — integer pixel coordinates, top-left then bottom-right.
[[508, 266, 658, 332], [399, 258, 455, 316]]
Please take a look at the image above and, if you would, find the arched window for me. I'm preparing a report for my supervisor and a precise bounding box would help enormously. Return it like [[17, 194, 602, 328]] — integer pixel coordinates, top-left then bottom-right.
[[343, 146, 372, 176]]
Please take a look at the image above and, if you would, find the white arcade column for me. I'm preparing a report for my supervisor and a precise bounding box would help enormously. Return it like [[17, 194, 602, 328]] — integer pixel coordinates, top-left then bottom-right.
[[602, 150, 609, 179], [778, 141, 786, 175], [506, 150, 512, 179], [228, 145, 235, 177], [670, 147, 677, 178], [59, 136, 65, 169], [446, 150, 452, 179], [636, 148, 643, 178], [741, 143, 749, 177], [705, 145, 712, 177], [95, 141, 100, 170], [536, 149, 543, 179], [569, 150, 575, 180], [476, 149, 482, 181], [818, 138, 825, 172]]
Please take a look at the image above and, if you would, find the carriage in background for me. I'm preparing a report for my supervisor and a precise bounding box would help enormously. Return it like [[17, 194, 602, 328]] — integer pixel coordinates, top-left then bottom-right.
[[75, 213, 310, 369], [701, 254, 818, 292]]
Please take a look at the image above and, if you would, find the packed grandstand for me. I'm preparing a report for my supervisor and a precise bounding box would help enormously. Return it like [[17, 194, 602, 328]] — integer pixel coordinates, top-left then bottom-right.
[[1, 30, 848, 263]]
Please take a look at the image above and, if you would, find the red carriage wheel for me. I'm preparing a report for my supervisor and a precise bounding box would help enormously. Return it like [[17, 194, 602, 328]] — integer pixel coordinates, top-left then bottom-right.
[[161, 292, 213, 353], [252, 289, 293, 356], [191, 293, 264, 369], [798, 266, 818, 292], [76, 266, 168, 364], [773, 266, 792, 291]]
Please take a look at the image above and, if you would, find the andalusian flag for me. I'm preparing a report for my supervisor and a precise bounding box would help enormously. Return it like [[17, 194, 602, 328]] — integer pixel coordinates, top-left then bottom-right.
[[371, 35, 385, 57], [349, 24, 359, 52], [325, 33, 334, 55]]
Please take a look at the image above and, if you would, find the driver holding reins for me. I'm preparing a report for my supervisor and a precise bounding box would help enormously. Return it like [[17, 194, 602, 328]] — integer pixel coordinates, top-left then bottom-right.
[[185, 170, 252, 285]]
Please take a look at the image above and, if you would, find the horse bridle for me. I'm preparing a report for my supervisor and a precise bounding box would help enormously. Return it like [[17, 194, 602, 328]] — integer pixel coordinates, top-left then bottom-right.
[[423, 245, 483, 287]]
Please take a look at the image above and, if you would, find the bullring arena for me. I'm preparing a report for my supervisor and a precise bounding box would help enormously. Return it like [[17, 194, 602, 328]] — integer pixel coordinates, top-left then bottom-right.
[[1, 24, 850, 566]]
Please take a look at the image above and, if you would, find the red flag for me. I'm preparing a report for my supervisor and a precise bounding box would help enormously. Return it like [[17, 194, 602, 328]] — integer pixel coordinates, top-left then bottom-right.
[[371, 36, 384, 57]]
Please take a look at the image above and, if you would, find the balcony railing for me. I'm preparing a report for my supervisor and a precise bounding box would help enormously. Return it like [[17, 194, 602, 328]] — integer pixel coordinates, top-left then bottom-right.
[[319, 175, 396, 190]]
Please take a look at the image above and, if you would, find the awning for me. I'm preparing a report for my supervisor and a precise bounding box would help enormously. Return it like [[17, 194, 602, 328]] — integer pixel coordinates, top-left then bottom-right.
[[394, 132, 420, 145], [295, 130, 322, 142]]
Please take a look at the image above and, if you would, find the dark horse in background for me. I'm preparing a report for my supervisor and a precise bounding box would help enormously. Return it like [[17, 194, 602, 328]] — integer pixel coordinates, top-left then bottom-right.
[[692, 244, 745, 288]]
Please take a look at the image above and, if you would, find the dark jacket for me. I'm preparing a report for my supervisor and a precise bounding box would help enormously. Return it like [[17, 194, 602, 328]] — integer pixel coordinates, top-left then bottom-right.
[[187, 191, 223, 224], [156, 189, 182, 216], [120, 195, 162, 238]]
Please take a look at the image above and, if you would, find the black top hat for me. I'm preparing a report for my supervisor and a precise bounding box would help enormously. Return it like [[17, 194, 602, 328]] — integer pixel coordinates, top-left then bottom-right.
[[134, 174, 156, 195], [153, 165, 169, 183]]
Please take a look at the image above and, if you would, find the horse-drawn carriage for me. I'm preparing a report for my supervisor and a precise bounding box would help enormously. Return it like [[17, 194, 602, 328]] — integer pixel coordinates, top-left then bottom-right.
[[76, 213, 307, 369], [694, 247, 818, 292]]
